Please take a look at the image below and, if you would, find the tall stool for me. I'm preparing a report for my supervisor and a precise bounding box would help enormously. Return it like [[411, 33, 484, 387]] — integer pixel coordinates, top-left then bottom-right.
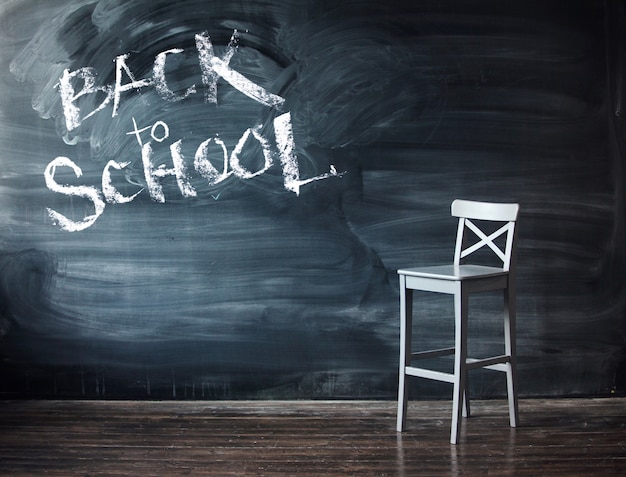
[[396, 199, 520, 444]]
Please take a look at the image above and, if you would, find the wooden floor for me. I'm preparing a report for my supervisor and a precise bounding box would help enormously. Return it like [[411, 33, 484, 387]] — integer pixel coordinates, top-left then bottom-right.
[[0, 398, 625, 476]]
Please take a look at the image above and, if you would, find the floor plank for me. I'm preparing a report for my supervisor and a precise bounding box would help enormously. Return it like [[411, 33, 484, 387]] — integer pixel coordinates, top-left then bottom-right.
[[0, 398, 625, 476]]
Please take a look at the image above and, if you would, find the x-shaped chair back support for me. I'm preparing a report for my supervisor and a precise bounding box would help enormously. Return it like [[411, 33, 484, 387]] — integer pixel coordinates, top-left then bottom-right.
[[452, 200, 519, 272]]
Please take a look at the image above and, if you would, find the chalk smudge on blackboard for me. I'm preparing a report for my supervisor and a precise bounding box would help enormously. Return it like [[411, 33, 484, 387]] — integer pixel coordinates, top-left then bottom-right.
[[43, 25, 344, 231], [0, 0, 624, 399]]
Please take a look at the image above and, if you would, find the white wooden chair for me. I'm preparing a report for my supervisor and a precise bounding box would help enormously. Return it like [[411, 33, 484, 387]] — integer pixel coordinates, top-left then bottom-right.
[[396, 199, 520, 444]]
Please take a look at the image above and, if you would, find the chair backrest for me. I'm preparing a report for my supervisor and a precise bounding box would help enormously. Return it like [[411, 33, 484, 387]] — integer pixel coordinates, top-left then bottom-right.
[[451, 199, 520, 271]]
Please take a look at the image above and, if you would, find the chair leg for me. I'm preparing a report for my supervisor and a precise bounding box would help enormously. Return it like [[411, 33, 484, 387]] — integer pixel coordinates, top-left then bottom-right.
[[503, 287, 519, 428], [397, 370, 408, 432], [462, 371, 470, 418], [450, 287, 468, 445], [397, 277, 412, 432], [505, 361, 518, 427]]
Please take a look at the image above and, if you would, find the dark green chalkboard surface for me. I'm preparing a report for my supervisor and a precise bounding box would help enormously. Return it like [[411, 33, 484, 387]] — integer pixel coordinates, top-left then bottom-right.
[[1, 0, 624, 399]]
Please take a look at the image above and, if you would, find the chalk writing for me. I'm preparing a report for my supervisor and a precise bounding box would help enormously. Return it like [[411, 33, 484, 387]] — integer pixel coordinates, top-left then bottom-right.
[[45, 113, 343, 231], [44, 157, 106, 232], [57, 30, 285, 131], [46, 30, 343, 231]]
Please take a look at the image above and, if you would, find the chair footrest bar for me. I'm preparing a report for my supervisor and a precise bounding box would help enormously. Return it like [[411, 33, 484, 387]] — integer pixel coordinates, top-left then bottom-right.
[[405, 366, 455, 384], [466, 355, 510, 370], [411, 347, 455, 360]]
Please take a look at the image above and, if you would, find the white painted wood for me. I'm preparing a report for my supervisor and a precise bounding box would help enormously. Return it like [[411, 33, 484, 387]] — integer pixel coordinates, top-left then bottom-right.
[[396, 199, 520, 444], [411, 347, 455, 359], [399, 264, 508, 280], [405, 367, 456, 383], [396, 275, 410, 433], [451, 198, 519, 221]]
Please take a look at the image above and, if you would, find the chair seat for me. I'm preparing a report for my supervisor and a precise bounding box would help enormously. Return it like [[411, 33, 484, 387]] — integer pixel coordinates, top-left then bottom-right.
[[398, 264, 508, 281]]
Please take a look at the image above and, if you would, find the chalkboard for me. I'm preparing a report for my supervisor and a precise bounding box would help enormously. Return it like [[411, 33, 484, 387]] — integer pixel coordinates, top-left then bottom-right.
[[1, 0, 624, 399]]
